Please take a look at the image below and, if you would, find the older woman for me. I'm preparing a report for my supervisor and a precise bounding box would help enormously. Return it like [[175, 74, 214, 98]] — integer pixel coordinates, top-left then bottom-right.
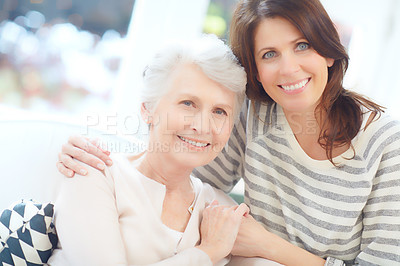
[[48, 35, 252, 265]]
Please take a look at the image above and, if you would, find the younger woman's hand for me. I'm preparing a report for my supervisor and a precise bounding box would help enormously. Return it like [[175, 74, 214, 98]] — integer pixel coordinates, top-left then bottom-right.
[[232, 214, 326, 266], [197, 201, 249, 264], [56, 135, 112, 177], [231, 213, 272, 258]]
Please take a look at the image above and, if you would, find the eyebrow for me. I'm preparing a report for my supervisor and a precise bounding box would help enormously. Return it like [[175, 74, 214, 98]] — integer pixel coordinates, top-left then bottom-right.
[[214, 103, 233, 111], [256, 37, 306, 56], [177, 93, 234, 111]]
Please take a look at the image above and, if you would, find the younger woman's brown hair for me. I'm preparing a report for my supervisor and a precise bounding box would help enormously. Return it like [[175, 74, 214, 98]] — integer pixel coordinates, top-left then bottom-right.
[[229, 0, 384, 165]]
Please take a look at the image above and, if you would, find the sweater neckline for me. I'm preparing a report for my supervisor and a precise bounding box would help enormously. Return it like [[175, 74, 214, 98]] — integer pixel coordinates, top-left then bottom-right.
[[276, 103, 358, 168]]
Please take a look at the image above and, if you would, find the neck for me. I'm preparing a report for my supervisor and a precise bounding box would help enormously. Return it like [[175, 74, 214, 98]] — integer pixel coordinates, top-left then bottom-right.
[[282, 106, 325, 137], [136, 148, 196, 233], [282, 105, 349, 161], [136, 150, 193, 192]]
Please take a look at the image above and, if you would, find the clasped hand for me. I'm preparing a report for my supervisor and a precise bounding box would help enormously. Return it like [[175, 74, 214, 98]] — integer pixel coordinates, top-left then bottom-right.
[[197, 200, 249, 264]]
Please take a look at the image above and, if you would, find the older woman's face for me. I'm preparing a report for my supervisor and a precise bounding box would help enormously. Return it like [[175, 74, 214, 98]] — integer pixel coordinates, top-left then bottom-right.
[[145, 63, 236, 169]]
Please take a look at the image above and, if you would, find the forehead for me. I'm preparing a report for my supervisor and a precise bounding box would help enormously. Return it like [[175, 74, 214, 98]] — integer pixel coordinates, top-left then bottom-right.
[[254, 17, 303, 46], [165, 63, 236, 106]]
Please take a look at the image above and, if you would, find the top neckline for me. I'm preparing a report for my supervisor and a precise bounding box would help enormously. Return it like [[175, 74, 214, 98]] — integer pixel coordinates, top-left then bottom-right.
[[130, 165, 200, 232], [275, 103, 363, 169]]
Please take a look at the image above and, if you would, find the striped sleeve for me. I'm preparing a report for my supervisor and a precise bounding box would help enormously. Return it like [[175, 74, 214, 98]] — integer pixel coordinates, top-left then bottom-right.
[[354, 118, 400, 265], [192, 100, 249, 192]]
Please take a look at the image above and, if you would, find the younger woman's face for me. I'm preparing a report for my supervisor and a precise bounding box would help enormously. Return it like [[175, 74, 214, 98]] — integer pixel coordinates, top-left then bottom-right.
[[253, 17, 334, 114], [144, 63, 236, 169]]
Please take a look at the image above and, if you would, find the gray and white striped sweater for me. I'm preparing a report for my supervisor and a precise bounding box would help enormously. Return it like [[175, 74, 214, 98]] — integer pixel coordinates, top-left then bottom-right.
[[194, 99, 400, 265]]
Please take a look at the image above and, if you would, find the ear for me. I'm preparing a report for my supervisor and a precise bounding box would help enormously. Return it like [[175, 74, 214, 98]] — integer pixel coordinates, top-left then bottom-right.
[[326, 57, 334, 67], [140, 103, 152, 124]]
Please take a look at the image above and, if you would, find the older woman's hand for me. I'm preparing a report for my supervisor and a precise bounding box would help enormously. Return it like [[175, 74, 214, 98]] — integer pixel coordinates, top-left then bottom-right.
[[56, 135, 112, 177], [197, 200, 249, 264]]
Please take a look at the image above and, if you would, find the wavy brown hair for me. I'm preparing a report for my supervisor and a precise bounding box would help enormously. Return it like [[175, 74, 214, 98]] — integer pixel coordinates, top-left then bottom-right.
[[229, 0, 384, 165]]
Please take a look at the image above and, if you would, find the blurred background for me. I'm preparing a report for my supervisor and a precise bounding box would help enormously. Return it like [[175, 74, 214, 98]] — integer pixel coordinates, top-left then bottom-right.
[[0, 0, 399, 137]]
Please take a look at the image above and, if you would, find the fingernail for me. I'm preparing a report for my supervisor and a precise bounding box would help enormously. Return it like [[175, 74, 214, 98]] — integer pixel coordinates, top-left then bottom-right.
[[97, 163, 105, 170], [80, 169, 88, 175], [106, 160, 113, 166], [67, 171, 73, 177]]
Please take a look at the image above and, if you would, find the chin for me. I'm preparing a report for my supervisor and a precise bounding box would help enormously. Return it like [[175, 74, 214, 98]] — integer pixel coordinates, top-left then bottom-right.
[[176, 153, 216, 169], [282, 100, 317, 113]]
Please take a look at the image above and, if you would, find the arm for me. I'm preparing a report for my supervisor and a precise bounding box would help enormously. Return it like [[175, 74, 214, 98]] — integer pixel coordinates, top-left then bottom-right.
[[192, 99, 249, 192], [353, 129, 400, 264], [228, 256, 283, 266], [232, 214, 325, 266], [53, 165, 128, 265]]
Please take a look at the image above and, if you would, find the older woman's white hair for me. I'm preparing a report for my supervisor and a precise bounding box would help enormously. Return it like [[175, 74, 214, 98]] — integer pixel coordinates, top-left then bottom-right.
[[141, 34, 247, 117]]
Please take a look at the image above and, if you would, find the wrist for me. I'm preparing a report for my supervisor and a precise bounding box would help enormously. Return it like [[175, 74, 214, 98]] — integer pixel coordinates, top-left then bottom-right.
[[255, 229, 276, 258], [196, 244, 223, 264], [261, 233, 325, 266]]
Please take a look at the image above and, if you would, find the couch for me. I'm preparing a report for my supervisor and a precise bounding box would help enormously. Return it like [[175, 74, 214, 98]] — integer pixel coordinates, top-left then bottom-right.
[[0, 117, 135, 210], [0, 116, 244, 210]]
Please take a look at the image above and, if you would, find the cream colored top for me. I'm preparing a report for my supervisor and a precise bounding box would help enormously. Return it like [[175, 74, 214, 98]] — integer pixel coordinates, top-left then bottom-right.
[[48, 154, 236, 266]]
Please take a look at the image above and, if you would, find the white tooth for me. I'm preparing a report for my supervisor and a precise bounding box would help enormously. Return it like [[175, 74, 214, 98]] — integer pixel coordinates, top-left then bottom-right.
[[281, 79, 308, 91], [179, 136, 207, 147]]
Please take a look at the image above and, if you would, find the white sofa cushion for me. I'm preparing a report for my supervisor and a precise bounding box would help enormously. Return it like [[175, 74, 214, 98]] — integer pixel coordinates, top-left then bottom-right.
[[0, 119, 136, 210]]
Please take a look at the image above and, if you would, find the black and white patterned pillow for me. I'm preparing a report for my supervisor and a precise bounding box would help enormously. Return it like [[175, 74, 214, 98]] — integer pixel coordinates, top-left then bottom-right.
[[0, 199, 58, 265]]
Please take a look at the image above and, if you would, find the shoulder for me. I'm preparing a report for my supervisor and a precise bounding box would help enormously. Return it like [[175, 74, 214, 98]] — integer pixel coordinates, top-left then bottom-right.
[[361, 111, 400, 137], [248, 99, 276, 118], [247, 100, 280, 139], [56, 160, 119, 213], [68, 153, 141, 194], [107, 153, 147, 189], [108, 152, 143, 178], [356, 111, 400, 156]]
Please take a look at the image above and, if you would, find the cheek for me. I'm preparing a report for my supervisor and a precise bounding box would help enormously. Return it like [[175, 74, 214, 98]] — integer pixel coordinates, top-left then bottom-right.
[[167, 109, 192, 130], [155, 113, 182, 134], [308, 55, 330, 77], [257, 65, 276, 89], [213, 121, 233, 146], [312, 62, 330, 87], [212, 115, 234, 135], [210, 117, 225, 133]]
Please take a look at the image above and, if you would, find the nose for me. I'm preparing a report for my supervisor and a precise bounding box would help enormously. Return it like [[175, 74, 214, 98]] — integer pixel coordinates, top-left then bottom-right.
[[190, 111, 211, 134], [279, 52, 300, 76]]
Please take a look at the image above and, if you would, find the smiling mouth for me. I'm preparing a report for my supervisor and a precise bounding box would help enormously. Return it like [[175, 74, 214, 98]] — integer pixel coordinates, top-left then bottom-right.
[[279, 78, 310, 91], [178, 136, 210, 148]]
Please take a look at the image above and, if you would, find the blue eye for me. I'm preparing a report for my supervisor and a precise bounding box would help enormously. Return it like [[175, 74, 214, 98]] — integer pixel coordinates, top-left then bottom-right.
[[263, 51, 276, 59], [214, 109, 227, 116], [297, 42, 309, 51], [182, 100, 193, 107]]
